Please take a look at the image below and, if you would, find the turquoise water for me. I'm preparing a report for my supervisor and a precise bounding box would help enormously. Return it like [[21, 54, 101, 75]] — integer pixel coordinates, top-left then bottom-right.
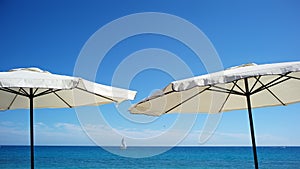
[[0, 146, 299, 169]]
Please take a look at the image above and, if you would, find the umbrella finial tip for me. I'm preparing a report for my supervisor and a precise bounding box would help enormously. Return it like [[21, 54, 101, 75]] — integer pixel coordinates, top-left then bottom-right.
[[9, 67, 49, 73], [227, 63, 257, 70]]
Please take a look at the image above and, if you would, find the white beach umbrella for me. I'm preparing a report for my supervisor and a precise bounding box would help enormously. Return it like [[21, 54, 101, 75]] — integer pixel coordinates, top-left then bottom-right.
[[130, 61, 300, 169], [0, 67, 136, 169]]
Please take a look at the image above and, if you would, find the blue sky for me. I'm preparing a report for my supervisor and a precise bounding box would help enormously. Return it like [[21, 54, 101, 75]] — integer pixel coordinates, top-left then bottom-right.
[[0, 0, 300, 146]]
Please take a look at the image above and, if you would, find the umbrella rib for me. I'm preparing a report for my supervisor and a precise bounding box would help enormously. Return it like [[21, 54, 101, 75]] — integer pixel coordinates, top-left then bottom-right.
[[76, 87, 117, 102], [33, 88, 39, 95], [0, 87, 28, 97], [251, 74, 289, 94], [7, 89, 22, 109], [255, 78, 286, 106], [163, 88, 209, 114], [208, 85, 244, 96], [252, 77, 291, 95], [233, 80, 245, 94], [265, 77, 291, 89], [285, 75, 300, 81], [135, 91, 174, 105], [34, 89, 62, 97], [207, 88, 242, 96], [20, 87, 29, 96], [217, 82, 238, 112], [250, 76, 262, 93], [53, 91, 72, 108]]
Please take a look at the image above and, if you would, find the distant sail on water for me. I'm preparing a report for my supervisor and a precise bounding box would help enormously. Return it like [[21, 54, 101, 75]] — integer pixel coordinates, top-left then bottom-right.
[[120, 137, 127, 150]]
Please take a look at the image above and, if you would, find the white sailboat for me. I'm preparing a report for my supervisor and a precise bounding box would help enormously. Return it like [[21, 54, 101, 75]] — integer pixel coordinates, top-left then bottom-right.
[[120, 137, 127, 150]]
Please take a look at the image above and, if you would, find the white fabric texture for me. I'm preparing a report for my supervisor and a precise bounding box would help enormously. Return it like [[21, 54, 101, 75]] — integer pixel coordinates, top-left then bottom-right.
[[0, 68, 136, 110], [130, 61, 300, 116]]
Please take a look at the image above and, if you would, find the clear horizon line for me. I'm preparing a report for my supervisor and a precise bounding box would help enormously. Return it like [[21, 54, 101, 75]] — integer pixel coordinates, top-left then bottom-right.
[[1, 144, 299, 147]]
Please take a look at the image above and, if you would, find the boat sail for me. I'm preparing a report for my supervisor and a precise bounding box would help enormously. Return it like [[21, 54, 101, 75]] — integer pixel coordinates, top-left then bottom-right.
[[120, 137, 127, 150]]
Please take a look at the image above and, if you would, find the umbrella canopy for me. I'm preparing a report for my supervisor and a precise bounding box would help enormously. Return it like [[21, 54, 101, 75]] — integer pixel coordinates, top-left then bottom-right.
[[0, 67, 136, 109], [0, 67, 136, 169], [130, 61, 300, 169]]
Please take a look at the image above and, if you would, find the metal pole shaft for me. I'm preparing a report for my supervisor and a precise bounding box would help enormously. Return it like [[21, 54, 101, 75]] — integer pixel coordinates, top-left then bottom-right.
[[30, 88, 34, 169], [244, 79, 259, 169]]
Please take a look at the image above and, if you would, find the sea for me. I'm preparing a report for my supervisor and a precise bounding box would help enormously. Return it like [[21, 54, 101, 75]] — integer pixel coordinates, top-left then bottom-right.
[[0, 146, 299, 169]]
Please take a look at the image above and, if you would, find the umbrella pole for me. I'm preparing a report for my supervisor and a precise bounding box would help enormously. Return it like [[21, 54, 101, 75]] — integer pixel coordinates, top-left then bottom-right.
[[245, 79, 259, 169], [30, 88, 34, 169]]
